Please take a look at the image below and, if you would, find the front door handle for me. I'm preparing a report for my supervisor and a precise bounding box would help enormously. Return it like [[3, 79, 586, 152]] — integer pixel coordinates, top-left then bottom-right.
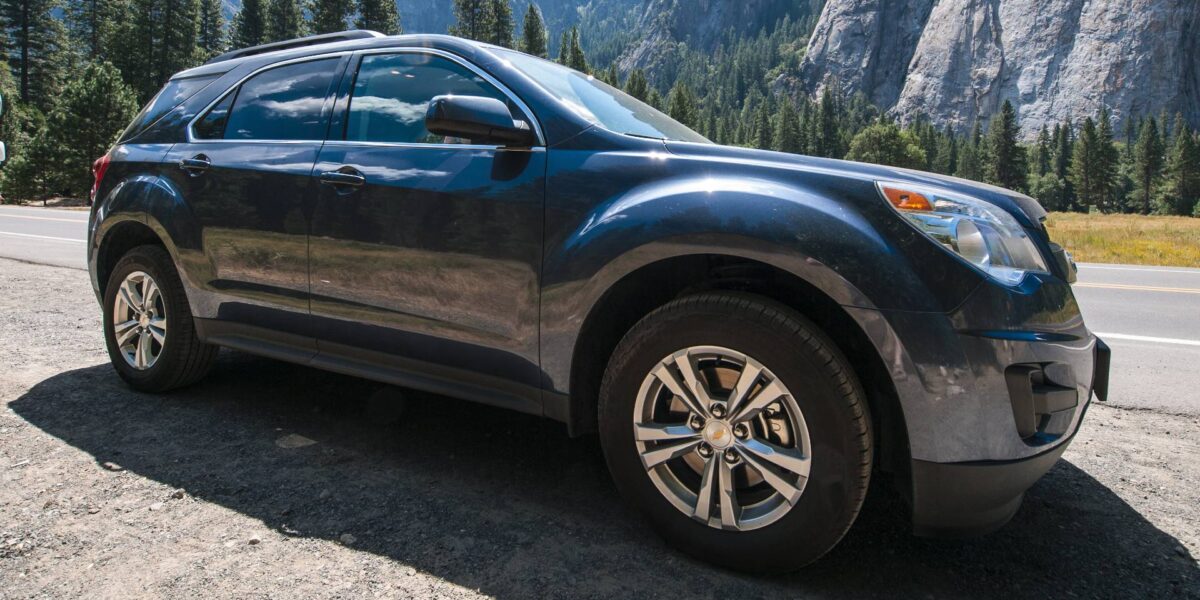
[[319, 167, 366, 188], [179, 154, 210, 174]]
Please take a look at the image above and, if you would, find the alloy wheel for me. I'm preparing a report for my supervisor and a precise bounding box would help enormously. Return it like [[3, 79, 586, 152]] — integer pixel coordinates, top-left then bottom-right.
[[112, 270, 167, 370]]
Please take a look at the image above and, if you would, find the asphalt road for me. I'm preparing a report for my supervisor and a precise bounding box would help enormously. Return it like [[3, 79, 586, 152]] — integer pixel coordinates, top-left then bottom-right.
[[1, 204, 1197, 414]]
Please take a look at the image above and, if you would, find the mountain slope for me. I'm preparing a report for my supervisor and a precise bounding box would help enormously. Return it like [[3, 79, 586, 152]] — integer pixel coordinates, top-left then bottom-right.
[[798, 0, 1200, 137]]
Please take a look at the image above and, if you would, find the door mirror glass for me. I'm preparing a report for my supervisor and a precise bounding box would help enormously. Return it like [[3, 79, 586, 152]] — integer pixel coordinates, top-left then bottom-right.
[[0, 141, 7, 165], [425, 95, 534, 146]]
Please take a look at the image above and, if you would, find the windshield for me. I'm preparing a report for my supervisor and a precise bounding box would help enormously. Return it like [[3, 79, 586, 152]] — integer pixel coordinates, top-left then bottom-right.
[[497, 49, 709, 144]]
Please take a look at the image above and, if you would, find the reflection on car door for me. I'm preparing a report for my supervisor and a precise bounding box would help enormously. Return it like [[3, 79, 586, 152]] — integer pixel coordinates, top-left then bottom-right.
[[308, 51, 546, 411], [164, 56, 347, 337]]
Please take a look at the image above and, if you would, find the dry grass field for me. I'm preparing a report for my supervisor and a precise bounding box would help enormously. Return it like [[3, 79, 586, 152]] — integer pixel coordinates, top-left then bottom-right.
[[1044, 212, 1200, 267]]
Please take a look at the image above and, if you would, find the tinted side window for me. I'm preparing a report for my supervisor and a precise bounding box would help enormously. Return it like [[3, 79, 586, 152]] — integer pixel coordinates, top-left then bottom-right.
[[193, 93, 234, 139], [345, 53, 519, 144], [220, 58, 339, 140], [121, 75, 219, 141]]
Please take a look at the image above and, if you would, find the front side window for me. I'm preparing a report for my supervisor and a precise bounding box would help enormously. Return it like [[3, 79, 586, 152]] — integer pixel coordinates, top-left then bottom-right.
[[344, 53, 522, 144], [196, 58, 339, 140]]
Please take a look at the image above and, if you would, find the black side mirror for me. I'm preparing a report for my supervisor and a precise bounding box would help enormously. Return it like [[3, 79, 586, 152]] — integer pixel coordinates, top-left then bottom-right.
[[425, 95, 535, 147]]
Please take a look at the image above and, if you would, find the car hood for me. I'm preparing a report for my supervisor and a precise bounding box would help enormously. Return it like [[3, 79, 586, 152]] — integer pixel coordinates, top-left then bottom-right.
[[663, 141, 1048, 230]]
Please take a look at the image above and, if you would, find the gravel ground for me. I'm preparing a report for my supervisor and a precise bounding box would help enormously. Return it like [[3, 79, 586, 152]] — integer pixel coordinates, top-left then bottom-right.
[[0, 257, 1197, 599]]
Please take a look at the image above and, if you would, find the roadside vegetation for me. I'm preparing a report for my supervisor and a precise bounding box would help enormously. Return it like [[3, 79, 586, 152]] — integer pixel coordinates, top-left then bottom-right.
[[1045, 212, 1200, 267]]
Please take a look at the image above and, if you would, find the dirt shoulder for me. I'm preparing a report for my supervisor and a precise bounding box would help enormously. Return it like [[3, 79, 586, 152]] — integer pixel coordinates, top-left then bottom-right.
[[1, 258, 1197, 599]]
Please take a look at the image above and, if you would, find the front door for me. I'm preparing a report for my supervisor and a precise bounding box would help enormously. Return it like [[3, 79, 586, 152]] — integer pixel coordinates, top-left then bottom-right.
[[308, 51, 546, 400], [164, 56, 346, 336]]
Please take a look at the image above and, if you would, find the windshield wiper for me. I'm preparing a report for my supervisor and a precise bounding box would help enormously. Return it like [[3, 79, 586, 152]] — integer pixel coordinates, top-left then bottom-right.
[[623, 132, 669, 142]]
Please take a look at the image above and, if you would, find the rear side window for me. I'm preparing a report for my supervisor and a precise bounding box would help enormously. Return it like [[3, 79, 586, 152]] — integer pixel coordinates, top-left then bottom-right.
[[344, 53, 519, 144], [120, 75, 219, 141], [196, 58, 339, 140]]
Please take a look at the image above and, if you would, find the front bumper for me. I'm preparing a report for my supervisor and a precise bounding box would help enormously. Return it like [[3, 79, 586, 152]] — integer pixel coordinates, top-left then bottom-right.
[[908, 335, 1110, 537]]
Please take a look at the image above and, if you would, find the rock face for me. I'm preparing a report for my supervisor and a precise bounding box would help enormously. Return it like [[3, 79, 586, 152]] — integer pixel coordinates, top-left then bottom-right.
[[799, 0, 1200, 138]]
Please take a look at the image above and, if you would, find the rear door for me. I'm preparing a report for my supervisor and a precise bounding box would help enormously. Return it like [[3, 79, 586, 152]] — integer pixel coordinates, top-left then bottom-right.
[[164, 55, 347, 339], [308, 50, 547, 407]]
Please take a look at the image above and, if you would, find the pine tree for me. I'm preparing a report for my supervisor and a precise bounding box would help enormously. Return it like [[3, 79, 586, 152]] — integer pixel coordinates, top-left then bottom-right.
[[775, 99, 801, 154], [1070, 117, 1107, 211], [232, 0, 268, 48], [846, 121, 926, 170], [754, 104, 772, 150], [1132, 117, 1165, 214], [0, 0, 69, 109], [932, 126, 957, 175], [956, 121, 984, 181], [986, 100, 1027, 192], [666, 81, 696, 130], [519, 2, 546, 57], [646, 88, 662, 111], [356, 0, 401, 35], [66, 0, 123, 57], [624, 69, 648, 101], [450, 0, 492, 42], [196, 0, 226, 57], [488, 0, 513, 47], [567, 26, 587, 72], [1030, 125, 1051, 177], [1159, 124, 1200, 215], [601, 63, 619, 87], [9, 61, 138, 197], [815, 88, 838, 158], [266, 0, 306, 42], [311, 0, 353, 34], [557, 31, 568, 64], [1096, 108, 1120, 211]]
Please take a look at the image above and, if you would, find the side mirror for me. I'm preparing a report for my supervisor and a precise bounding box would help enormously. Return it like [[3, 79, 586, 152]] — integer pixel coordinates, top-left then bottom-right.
[[425, 95, 535, 147], [0, 142, 7, 165]]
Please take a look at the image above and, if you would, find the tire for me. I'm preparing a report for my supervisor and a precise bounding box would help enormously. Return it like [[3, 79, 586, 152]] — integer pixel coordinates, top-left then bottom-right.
[[102, 244, 218, 392], [598, 292, 872, 573]]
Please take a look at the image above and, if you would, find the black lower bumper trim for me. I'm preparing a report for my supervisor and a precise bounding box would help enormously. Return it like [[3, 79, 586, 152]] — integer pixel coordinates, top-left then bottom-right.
[[910, 436, 1072, 537]]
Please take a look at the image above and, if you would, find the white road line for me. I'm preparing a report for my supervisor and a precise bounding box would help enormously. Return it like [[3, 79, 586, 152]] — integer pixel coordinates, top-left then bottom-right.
[[1079, 264, 1200, 275], [1095, 333, 1200, 347], [0, 231, 86, 244], [0, 213, 88, 224]]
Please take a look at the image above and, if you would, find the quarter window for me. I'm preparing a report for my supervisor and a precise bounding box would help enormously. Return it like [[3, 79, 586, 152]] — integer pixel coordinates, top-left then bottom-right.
[[195, 58, 339, 140], [344, 53, 523, 144]]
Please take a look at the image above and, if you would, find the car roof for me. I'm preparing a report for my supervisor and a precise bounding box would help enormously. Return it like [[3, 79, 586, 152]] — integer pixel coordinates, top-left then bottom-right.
[[173, 33, 510, 80]]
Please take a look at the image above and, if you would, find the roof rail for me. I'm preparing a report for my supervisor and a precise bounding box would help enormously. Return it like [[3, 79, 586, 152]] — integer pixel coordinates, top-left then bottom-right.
[[205, 30, 385, 65]]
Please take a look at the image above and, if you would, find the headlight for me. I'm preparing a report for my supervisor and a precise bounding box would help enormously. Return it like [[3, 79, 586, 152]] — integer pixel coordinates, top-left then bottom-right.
[[877, 181, 1049, 286]]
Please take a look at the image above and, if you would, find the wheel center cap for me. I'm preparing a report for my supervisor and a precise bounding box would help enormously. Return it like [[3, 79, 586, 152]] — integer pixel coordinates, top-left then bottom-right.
[[702, 420, 734, 450], [139, 314, 150, 328]]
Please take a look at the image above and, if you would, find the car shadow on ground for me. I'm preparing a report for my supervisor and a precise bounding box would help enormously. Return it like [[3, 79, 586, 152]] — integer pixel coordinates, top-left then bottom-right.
[[10, 353, 1198, 598]]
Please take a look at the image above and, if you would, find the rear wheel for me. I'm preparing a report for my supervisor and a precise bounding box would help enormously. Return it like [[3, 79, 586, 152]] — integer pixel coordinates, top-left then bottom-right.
[[102, 245, 217, 392], [599, 292, 872, 572]]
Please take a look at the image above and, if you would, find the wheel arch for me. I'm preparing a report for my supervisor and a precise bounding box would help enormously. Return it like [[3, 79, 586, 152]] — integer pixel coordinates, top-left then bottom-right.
[[564, 251, 912, 481]]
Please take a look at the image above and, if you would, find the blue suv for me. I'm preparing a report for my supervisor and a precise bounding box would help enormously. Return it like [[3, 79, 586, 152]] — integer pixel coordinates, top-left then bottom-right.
[[87, 31, 1110, 572]]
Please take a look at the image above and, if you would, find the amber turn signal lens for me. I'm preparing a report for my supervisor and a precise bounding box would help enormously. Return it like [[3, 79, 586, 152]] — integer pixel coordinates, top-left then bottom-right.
[[881, 185, 932, 211]]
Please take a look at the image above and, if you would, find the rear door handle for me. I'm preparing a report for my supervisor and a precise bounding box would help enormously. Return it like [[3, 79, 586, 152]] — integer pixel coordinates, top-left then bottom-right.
[[179, 155, 210, 174], [319, 168, 365, 188]]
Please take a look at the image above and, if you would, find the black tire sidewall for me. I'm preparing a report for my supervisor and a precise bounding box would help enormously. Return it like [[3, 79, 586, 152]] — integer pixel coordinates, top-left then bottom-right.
[[102, 245, 195, 391], [599, 297, 869, 572]]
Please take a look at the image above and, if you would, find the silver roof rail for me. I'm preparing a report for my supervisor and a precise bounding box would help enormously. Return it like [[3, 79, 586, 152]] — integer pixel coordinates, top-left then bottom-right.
[[205, 30, 385, 65]]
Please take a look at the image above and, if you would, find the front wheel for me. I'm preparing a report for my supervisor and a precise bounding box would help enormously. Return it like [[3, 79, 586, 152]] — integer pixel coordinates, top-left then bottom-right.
[[102, 245, 218, 392], [598, 293, 872, 572]]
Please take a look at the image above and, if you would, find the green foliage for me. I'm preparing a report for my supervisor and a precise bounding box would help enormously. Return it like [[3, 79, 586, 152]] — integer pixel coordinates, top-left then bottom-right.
[[196, 0, 226, 57], [489, 0, 513, 48], [624, 69, 648, 101], [846, 121, 926, 170], [66, 0, 124, 57], [1070, 118, 1106, 211], [519, 2, 546, 57], [311, 0, 353, 34], [956, 122, 984, 181], [1029, 173, 1068, 212], [1133, 117, 1165, 214], [450, 0, 493, 42], [666, 81, 696, 130], [986, 100, 1027, 192], [567, 26, 587, 72], [356, 0, 401, 35], [110, 0, 201, 102], [266, 0, 307, 42], [1158, 123, 1200, 216], [1, 0, 70, 110], [7, 61, 137, 198], [232, 0, 268, 49], [775, 100, 801, 153]]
